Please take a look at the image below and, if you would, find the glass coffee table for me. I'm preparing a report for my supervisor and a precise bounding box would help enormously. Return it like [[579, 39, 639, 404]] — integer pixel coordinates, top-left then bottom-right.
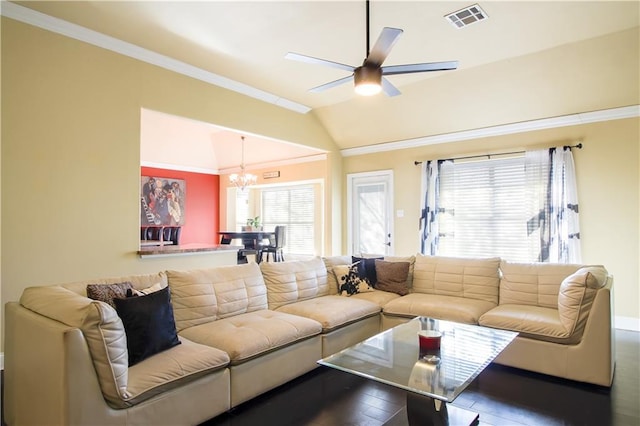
[[319, 317, 518, 426]]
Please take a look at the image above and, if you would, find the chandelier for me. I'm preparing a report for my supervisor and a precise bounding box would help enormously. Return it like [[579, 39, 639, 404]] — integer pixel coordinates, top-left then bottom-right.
[[229, 136, 257, 191]]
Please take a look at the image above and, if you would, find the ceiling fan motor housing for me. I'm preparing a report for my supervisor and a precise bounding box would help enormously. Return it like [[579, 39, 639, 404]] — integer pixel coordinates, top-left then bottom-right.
[[354, 65, 382, 86]]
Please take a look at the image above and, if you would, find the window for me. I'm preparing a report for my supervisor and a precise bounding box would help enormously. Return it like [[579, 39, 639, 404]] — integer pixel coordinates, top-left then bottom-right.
[[422, 147, 581, 263], [232, 183, 320, 256], [235, 189, 249, 230], [436, 155, 533, 262], [261, 185, 316, 256]]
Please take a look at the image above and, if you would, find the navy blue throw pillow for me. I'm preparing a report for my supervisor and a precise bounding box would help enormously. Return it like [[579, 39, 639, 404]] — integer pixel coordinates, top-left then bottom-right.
[[352, 256, 384, 286], [114, 286, 181, 366]]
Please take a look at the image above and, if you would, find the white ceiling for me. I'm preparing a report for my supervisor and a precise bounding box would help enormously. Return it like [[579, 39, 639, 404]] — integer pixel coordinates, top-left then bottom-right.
[[140, 109, 327, 173], [9, 1, 639, 170]]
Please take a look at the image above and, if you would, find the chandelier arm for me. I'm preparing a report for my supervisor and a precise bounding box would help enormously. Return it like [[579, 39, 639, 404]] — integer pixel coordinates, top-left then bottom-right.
[[230, 136, 257, 191]]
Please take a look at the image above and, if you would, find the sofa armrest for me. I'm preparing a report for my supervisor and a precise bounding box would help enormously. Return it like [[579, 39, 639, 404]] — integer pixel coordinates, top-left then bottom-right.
[[19, 285, 131, 407], [4, 302, 120, 425], [566, 275, 615, 384]]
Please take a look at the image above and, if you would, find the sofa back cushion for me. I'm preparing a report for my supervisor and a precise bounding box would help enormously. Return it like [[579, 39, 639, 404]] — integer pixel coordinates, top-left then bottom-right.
[[322, 256, 352, 295], [20, 284, 93, 327], [558, 266, 608, 337], [61, 272, 168, 296], [499, 261, 582, 308], [167, 262, 267, 332], [412, 254, 501, 304], [260, 257, 328, 309]]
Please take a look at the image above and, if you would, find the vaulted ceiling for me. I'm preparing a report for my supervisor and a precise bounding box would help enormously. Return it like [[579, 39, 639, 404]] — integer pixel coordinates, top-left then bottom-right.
[[9, 1, 639, 169]]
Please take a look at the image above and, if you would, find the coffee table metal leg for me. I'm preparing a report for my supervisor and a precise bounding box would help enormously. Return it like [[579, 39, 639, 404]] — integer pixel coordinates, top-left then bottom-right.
[[406, 392, 479, 426]]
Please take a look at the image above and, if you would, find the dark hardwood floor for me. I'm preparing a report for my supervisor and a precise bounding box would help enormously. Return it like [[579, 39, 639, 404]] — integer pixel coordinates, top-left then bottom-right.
[[2, 330, 638, 426], [202, 329, 639, 426]]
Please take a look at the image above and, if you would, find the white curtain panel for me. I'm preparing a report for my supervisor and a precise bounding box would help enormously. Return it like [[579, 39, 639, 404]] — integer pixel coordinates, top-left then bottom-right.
[[550, 148, 582, 263], [419, 160, 442, 255], [525, 147, 582, 263], [525, 149, 551, 261]]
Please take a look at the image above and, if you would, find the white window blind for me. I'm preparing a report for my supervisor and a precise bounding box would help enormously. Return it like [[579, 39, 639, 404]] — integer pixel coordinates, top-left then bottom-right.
[[261, 185, 315, 256], [235, 189, 249, 230], [437, 156, 533, 262]]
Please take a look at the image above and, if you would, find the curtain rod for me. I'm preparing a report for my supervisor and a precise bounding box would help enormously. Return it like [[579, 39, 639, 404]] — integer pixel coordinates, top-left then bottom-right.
[[413, 143, 583, 166]]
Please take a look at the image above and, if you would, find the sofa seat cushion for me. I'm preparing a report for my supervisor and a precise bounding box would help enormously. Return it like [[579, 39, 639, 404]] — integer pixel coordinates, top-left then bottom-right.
[[275, 295, 381, 332], [382, 293, 495, 324], [351, 289, 401, 307], [125, 336, 230, 407], [479, 304, 577, 344], [178, 310, 321, 365]]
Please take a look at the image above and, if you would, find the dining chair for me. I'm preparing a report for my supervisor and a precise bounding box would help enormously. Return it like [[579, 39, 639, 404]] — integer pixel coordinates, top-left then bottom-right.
[[146, 226, 162, 241], [259, 226, 286, 262], [162, 227, 173, 244], [168, 226, 181, 245]]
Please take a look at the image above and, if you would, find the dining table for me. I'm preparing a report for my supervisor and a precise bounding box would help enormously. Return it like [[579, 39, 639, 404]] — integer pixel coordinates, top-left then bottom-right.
[[218, 230, 276, 249]]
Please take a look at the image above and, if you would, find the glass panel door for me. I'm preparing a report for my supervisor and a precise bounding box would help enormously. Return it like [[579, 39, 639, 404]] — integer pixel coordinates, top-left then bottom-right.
[[348, 171, 394, 255]]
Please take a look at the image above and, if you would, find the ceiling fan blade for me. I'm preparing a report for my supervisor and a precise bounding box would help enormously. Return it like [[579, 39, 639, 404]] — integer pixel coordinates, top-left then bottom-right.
[[365, 27, 403, 66], [382, 61, 458, 76], [309, 75, 354, 93], [381, 78, 401, 97], [285, 52, 355, 73]]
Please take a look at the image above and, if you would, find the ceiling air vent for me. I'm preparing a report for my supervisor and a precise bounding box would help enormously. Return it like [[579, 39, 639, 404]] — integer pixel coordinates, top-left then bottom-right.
[[445, 4, 488, 29]]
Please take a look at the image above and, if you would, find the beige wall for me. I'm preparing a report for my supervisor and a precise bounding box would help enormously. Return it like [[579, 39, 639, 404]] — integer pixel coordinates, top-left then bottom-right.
[[343, 118, 640, 327], [2, 14, 638, 363], [0, 18, 339, 351], [0, 15, 3, 363]]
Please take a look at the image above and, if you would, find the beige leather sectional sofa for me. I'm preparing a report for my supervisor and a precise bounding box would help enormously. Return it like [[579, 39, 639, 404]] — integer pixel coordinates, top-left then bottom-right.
[[4, 254, 614, 425]]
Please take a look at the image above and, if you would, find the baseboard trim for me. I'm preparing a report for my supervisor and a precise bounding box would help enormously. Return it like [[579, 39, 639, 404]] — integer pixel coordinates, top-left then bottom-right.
[[615, 316, 640, 332]]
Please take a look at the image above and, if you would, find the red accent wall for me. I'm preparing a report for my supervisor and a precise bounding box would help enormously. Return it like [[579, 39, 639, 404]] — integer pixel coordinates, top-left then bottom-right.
[[141, 167, 219, 244]]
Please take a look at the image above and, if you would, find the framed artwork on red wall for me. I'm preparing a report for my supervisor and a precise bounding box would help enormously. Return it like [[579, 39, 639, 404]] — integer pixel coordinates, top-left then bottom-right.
[[140, 176, 186, 226]]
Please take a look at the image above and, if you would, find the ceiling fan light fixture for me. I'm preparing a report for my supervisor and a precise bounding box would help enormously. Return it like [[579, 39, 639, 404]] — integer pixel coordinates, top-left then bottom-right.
[[354, 66, 382, 96]]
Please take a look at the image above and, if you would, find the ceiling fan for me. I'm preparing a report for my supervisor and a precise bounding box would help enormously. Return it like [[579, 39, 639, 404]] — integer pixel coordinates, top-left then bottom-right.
[[285, 0, 459, 97]]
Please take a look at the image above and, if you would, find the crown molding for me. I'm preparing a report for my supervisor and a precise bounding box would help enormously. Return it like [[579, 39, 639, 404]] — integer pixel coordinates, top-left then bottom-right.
[[0, 1, 311, 114], [341, 105, 640, 157], [140, 161, 219, 175], [142, 153, 327, 176], [219, 154, 328, 174]]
